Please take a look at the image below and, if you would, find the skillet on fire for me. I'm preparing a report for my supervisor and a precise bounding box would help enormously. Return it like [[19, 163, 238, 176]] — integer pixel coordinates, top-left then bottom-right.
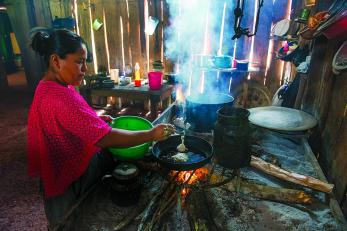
[[152, 135, 213, 171]]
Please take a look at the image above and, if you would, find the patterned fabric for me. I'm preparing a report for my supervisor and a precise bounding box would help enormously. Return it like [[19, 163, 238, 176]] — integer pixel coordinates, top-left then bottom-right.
[[27, 81, 111, 198]]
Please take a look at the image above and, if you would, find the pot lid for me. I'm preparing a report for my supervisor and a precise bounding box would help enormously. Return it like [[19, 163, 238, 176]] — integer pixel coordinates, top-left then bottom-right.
[[112, 163, 139, 179], [248, 106, 317, 131]]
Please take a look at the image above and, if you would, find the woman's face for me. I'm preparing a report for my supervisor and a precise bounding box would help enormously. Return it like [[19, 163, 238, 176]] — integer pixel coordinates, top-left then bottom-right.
[[57, 44, 88, 86]]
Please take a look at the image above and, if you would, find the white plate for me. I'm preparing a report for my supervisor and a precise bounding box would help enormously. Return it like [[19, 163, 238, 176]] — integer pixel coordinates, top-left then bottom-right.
[[272, 19, 291, 37], [248, 106, 317, 131]]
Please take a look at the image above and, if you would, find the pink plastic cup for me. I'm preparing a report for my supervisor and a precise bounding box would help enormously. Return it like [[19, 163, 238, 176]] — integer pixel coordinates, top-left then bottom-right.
[[148, 71, 163, 90]]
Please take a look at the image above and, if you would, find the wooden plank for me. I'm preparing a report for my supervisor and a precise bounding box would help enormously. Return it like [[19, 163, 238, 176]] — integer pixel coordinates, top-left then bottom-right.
[[49, 0, 71, 19], [119, 0, 131, 70], [301, 138, 347, 226], [323, 70, 347, 201], [77, 0, 94, 74], [0, 57, 8, 89], [128, 0, 144, 74], [162, 0, 172, 73], [138, 0, 146, 57], [103, 0, 122, 71], [90, 0, 107, 73]]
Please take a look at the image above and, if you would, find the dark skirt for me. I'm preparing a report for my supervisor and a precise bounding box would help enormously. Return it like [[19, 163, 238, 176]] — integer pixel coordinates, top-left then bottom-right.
[[41, 150, 116, 229]]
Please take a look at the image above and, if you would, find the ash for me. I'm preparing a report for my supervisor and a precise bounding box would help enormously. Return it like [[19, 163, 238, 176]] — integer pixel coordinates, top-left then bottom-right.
[[59, 129, 344, 231]]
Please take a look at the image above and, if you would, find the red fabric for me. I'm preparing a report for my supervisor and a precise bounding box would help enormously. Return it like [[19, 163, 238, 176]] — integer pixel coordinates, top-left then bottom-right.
[[27, 81, 111, 198]]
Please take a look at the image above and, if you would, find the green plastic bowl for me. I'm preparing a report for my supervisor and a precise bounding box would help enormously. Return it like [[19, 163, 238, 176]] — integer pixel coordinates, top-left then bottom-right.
[[108, 116, 153, 160]]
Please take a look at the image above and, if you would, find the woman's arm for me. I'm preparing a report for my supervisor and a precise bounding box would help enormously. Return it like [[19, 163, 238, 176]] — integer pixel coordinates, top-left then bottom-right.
[[96, 124, 174, 148]]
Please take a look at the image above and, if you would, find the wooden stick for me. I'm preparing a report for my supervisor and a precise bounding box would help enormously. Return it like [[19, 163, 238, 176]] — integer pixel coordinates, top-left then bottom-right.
[[250, 156, 334, 193]]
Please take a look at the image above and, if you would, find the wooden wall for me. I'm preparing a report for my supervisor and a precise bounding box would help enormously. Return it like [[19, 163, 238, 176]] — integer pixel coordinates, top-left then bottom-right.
[[297, 0, 347, 217], [302, 33, 347, 215], [48, 0, 168, 78], [48, 0, 291, 96], [4, 0, 292, 96]]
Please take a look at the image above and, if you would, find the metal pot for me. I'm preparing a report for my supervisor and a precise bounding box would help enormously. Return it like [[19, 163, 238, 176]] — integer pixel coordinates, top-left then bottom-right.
[[213, 106, 251, 169], [102, 163, 142, 206], [186, 93, 234, 132]]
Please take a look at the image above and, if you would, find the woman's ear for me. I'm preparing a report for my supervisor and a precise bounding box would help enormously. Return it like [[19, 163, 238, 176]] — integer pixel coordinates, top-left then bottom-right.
[[50, 54, 61, 71]]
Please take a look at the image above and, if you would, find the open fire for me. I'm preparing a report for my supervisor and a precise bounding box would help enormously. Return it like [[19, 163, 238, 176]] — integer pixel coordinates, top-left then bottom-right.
[[170, 168, 209, 198]]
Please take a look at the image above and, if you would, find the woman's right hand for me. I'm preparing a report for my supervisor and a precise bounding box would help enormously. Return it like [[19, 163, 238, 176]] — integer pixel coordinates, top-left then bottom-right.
[[151, 124, 175, 141]]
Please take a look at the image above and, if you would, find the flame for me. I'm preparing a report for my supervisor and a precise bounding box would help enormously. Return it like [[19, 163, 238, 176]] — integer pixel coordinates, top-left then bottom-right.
[[170, 168, 209, 197]]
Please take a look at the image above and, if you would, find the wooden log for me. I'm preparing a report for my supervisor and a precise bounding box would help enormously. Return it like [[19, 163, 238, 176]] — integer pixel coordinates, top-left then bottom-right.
[[186, 190, 218, 231], [250, 155, 334, 194], [224, 178, 313, 204]]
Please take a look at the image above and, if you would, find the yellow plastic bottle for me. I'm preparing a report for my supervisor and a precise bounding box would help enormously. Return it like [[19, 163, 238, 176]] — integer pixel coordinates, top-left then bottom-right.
[[134, 62, 141, 87]]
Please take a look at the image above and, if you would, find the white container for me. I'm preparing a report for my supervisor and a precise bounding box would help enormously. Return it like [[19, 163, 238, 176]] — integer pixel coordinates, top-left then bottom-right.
[[110, 69, 119, 84]]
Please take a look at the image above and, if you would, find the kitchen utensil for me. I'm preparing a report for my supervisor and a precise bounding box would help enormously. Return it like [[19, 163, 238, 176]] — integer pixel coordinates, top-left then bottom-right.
[[186, 93, 234, 132], [152, 135, 213, 171]]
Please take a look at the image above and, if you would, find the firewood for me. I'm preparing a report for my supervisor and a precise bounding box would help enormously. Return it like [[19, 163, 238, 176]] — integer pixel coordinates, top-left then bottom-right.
[[250, 156, 334, 193], [186, 190, 218, 231], [224, 178, 313, 204], [136, 180, 170, 231]]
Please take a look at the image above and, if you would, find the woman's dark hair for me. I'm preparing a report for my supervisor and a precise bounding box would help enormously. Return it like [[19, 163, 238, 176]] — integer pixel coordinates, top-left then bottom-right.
[[31, 29, 92, 66]]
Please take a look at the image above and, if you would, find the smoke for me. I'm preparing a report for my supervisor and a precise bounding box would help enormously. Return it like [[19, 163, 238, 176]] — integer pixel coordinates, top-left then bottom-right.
[[164, 0, 235, 97]]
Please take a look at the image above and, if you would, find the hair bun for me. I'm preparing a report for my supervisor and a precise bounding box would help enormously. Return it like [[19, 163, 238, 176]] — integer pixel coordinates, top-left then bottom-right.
[[31, 31, 52, 56]]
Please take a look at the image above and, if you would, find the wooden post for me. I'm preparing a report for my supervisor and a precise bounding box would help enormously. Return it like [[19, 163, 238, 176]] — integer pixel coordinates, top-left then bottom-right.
[[0, 57, 8, 90], [5, 0, 52, 90]]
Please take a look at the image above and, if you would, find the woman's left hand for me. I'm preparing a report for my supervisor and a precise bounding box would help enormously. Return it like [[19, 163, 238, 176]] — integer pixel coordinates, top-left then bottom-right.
[[99, 115, 114, 123]]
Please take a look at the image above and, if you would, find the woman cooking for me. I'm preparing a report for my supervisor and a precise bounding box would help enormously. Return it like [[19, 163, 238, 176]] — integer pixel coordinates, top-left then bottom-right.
[[27, 29, 175, 228]]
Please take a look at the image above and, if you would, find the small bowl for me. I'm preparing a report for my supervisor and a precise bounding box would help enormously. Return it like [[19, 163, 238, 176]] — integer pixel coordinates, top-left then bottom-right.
[[108, 116, 153, 160]]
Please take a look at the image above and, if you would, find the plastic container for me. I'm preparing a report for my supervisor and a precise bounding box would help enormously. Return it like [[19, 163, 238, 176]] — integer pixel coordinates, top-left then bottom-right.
[[108, 116, 153, 160], [148, 71, 163, 90]]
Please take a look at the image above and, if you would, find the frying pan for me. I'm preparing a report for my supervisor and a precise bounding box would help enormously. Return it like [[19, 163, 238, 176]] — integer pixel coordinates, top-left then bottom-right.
[[152, 135, 213, 171]]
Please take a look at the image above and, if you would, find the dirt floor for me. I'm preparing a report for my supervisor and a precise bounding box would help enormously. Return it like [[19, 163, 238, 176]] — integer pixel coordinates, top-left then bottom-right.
[[0, 72, 47, 231]]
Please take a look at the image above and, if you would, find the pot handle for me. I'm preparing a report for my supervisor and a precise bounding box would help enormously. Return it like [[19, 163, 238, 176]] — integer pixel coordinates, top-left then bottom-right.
[[101, 174, 113, 185]]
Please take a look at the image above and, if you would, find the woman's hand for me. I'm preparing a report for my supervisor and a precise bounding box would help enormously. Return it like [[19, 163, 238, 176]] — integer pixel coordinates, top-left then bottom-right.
[[151, 124, 175, 141], [99, 115, 114, 123]]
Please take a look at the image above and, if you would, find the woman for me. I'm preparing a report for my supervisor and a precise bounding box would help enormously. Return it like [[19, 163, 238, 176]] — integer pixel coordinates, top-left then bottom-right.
[[27, 29, 174, 228]]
